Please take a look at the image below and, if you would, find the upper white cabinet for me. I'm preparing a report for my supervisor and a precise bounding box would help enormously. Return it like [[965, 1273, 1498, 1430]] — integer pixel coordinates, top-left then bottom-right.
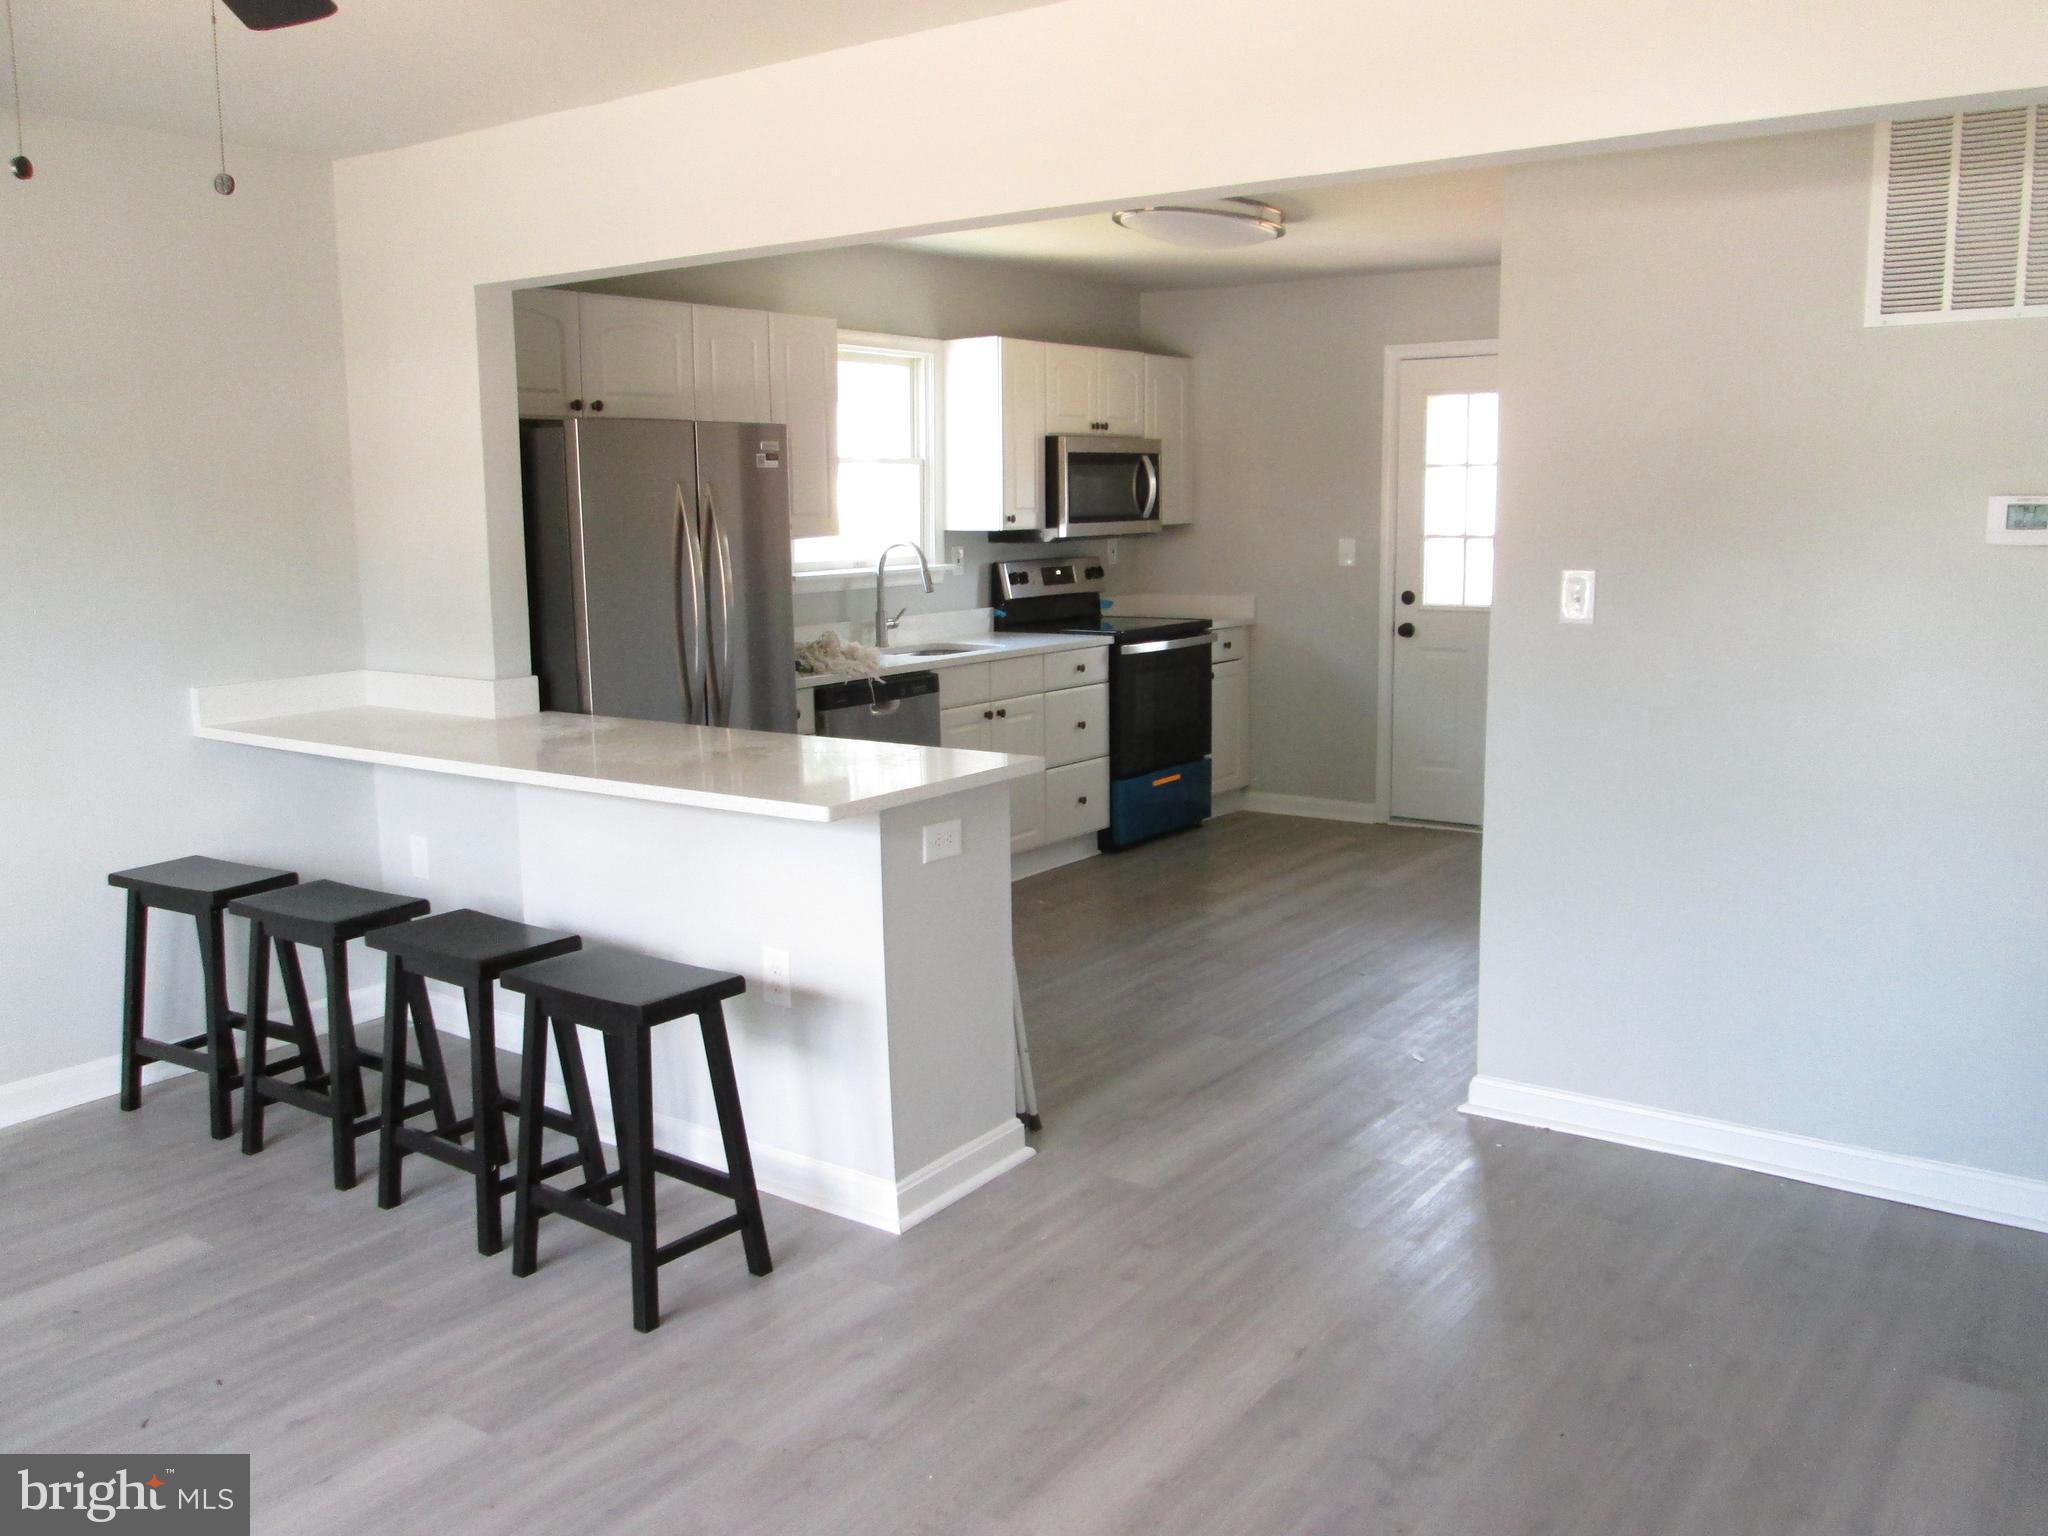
[[1043, 344, 1145, 436], [693, 305, 773, 423], [512, 289, 582, 416], [573, 293, 696, 419], [943, 336, 1045, 534], [769, 312, 839, 541], [1144, 355, 1195, 526]]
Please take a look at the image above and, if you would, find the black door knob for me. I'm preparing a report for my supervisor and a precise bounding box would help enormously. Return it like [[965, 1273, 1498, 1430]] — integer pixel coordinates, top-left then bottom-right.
[[1400, 590, 1416, 605], [568, 399, 583, 411], [1396, 622, 1417, 638], [1078, 795, 1088, 805], [589, 399, 605, 412]]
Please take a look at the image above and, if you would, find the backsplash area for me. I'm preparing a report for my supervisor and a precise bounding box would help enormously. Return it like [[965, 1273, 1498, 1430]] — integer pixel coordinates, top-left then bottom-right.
[[792, 535, 1125, 639]]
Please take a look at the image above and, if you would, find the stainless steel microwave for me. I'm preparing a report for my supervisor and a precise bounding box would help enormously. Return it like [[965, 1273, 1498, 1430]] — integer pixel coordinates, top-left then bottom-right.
[[1036, 435, 1163, 540]]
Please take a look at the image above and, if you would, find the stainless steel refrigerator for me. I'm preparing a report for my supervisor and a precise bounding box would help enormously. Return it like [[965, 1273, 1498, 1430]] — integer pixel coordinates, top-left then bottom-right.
[[520, 417, 798, 732]]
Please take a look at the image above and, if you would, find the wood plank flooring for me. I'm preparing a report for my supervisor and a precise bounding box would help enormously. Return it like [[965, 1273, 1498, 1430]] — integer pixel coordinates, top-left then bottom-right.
[[2, 813, 2043, 1534]]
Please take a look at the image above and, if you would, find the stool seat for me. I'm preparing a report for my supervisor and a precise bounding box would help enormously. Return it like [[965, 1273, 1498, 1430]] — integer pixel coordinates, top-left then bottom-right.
[[109, 856, 296, 918], [500, 948, 746, 1032], [229, 880, 429, 947], [367, 908, 580, 986]]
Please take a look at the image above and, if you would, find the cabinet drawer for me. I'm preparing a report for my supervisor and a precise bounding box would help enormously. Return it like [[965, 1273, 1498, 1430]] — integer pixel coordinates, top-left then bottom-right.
[[1044, 759, 1110, 843], [1041, 683, 1107, 768], [936, 663, 991, 709], [1045, 646, 1109, 690], [1210, 627, 1249, 661], [989, 654, 1044, 699], [939, 703, 992, 750]]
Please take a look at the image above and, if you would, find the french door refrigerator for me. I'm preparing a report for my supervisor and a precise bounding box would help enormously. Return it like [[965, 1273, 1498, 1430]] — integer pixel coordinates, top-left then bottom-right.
[[520, 417, 798, 733]]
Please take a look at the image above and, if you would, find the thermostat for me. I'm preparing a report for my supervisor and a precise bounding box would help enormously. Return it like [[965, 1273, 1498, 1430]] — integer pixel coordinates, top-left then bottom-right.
[[1987, 496, 2048, 545]]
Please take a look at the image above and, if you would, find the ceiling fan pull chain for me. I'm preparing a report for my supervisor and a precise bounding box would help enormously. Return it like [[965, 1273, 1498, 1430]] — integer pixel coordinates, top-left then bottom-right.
[[209, 0, 235, 195], [4, 0, 29, 181]]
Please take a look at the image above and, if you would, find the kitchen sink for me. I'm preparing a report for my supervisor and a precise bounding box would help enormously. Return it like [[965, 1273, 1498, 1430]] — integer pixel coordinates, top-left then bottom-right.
[[881, 642, 999, 658]]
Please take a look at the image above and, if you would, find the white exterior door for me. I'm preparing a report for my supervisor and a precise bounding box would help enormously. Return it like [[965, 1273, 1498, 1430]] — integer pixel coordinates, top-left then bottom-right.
[[1389, 352, 1497, 827]]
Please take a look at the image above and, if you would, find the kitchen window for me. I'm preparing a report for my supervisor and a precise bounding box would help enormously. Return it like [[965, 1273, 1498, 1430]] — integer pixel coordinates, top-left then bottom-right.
[[792, 332, 943, 580]]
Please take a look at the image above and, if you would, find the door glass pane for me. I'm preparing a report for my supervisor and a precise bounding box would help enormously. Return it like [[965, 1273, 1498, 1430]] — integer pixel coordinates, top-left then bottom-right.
[[1467, 392, 1500, 466], [1422, 537, 1465, 605], [1424, 393, 1468, 466], [837, 357, 915, 459], [1465, 465, 1497, 537], [1423, 466, 1467, 535], [1464, 537, 1495, 608]]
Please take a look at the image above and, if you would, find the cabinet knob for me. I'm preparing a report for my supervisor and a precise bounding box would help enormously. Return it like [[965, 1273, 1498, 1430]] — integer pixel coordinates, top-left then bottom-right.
[[1004, 514, 1018, 525], [568, 399, 584, 412], [1074, 720, 1087, 730], [982, 709, 993, 720], [589, 399, 605, 412], [1396, 622, 1416, 639], [995, 707, 1008, 718], [1078, 795, 1088, 805], [1221, 641, 1233, 650]]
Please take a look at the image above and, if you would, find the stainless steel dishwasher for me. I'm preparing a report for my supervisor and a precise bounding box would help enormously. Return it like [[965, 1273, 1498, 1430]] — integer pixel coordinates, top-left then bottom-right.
[[813, 671, 942, 746]]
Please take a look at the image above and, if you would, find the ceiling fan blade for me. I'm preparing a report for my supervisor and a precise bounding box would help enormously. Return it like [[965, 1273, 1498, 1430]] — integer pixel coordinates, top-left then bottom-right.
[[219, 0, 338, 30]]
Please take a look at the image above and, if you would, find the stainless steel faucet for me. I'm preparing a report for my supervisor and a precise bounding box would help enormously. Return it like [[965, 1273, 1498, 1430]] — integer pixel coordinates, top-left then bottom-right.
[[874, 542, 935, 646]]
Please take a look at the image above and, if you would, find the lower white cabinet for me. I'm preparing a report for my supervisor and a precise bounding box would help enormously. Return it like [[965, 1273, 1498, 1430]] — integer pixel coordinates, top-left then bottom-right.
[[1210, 636, 1250, 794], [936, 648, 1111, 855], [1044, 758, 1110, 842]]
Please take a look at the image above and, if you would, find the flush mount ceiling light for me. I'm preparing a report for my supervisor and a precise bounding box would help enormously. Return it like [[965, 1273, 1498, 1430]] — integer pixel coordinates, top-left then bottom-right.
[[1111, 197, 1286, 249]]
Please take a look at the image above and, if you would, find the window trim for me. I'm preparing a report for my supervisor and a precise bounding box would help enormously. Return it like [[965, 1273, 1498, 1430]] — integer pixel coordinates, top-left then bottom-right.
[[792, 330, 952, 587]]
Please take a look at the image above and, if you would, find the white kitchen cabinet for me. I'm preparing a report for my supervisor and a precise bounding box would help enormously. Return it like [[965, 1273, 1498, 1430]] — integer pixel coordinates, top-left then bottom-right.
[[1145, 355, 1195, 526], [692, 304, 773, 423], [1211, 654, 1250, 794], [576, 293, 696, 419], [512, 288, 582, 416], [1044, 758, 1111, 843], [991, 694, 1047, 852], [1040, 682, 1107, 769], [769, 312, 839, 541], [943, 337, 1045, 533], [940, 702, 992, 751], [795, 691, 816, 735], [1043, 344, 1145, 435]]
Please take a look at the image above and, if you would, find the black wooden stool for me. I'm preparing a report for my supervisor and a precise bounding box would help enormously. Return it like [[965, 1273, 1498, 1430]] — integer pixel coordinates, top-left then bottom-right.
[[108, 856, 317, 1140], [502, 948, 772, 1333], [230, 880, 456, 1190], [369, 909, 611, 1256]]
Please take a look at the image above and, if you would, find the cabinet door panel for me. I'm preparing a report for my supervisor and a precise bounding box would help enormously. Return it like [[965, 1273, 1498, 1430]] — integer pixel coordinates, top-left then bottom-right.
[[513, 289, 581, 415], [1210, 659, 1249, 792], [1145, 355, 1194, 525], [577, 294, 695, 419], [1043, 344, 1099, 434], [1044, 758, 1110, 842], [1008, 771, 1047, 853], [1098, 350, 1147, 436], [693, 305, 773, 422], [770, 312, 839, 540], [1002, 340, 1046, 525], [940, 703, 993, 751], [1041, 682, 1107, 768]]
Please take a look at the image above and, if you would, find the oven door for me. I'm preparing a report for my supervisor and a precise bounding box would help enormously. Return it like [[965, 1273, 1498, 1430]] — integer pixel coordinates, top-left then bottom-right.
[[1050, 436, 1162, 537], [1110, 633, 1212, 778]]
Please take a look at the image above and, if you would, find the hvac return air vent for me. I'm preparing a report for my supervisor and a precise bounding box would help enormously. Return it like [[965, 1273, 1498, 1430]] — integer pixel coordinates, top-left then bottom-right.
[[1869, 105, 2048, 324]]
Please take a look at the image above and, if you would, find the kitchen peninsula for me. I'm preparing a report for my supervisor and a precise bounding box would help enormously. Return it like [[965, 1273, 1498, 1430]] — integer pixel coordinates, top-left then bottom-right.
[[190, 674, 1040, 1234]]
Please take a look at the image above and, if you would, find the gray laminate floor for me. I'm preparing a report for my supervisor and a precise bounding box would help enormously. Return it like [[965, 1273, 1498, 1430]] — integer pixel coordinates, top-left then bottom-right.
[[4, 814, 2043, 1534]]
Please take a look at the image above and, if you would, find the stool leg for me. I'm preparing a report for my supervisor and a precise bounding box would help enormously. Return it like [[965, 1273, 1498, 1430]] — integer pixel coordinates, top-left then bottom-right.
[[510, 998, 549, 1279], [552, 1018, 612, 1206], [615, 1029, 660, 1332], [324, 941, 363, 1190], [466, 981, 508, 1255], [700, 1002, 773, 1277], [275, 940, 324, 1086], [240, 923, 272, 1156], [118, 893, 148, 1112], [376, 954, 409, 1211], [410, 978, 459, 1136], [196, 908, 237, 1140]]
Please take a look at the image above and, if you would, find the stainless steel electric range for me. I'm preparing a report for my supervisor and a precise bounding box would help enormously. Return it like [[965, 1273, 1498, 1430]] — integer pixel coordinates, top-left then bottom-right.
[[992, 556, 1212, 850]]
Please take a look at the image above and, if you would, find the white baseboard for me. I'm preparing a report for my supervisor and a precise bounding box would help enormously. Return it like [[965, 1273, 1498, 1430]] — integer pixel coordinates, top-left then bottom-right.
[[1240, 791, 1385, 825], [1462, 1075, 2048, 1236], [894, 1119, 1034, 1233], [1011, 835, 1099, 881]]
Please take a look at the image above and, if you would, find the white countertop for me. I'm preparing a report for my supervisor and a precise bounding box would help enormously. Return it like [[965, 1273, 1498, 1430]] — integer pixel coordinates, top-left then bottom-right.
[[796, 628, 1110, 690], [195, 706, 1039, 822]]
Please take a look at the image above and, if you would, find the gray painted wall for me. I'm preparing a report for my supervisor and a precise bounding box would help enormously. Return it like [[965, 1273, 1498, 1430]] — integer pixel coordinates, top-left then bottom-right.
[[581, 245, 1146, 632], [1135, 266, 1502, 804], [0, 115, 381, 1092], [1479, 128, 2048, 1178]]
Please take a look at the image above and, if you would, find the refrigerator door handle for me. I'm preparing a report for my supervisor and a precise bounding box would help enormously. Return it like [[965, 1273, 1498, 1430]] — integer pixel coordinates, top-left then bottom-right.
[[702, 484, 737, 726], [673, 482, 707, 723]]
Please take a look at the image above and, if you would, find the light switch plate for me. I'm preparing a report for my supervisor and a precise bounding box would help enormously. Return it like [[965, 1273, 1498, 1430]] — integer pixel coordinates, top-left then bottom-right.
[[1560, 570, 1596, 624], [1106, 538, 1120, 565], [922, 819, 962, 863], [762, 945, 791, 1007], [1338, 538, 1358, 567]]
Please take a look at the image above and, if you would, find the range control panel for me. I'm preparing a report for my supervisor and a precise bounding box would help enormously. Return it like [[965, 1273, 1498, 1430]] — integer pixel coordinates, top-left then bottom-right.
[[993, 557, 1108, 601]]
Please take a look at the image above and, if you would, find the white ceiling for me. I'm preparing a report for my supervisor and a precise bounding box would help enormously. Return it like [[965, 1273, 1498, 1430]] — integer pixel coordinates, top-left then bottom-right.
[[7, 0, 1061, 157], [897, 170, 1505, 290]]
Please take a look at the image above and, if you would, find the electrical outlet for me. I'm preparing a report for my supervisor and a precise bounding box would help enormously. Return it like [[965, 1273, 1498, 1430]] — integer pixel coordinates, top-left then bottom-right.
[[950, 546, 965, 567], [1338, 537, 1357, 567], [1560, 570, 1596, 625], [762, 945, 791, 1007], [1106, 538, 1120, 566], [407, 835, 430, 879], [921, 818, 962, 863]]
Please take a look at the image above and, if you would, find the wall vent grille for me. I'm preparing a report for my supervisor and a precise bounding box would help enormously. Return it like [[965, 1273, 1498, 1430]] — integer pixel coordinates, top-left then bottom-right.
[[1870, 106, 2048, 324]]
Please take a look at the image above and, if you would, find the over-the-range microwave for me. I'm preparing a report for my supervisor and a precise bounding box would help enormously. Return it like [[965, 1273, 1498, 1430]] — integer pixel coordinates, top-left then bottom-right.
[[997, 435, 1164, 541]]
